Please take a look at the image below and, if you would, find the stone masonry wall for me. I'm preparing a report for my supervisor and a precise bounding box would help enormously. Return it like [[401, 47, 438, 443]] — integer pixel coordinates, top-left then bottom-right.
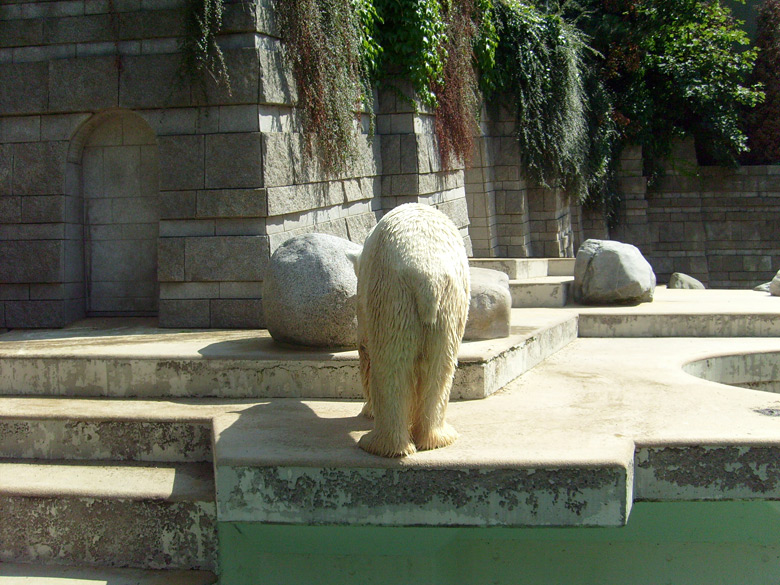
[[465, 103, 579, 258], [0, 0, 473, 329], [611, 141, 780, 288]]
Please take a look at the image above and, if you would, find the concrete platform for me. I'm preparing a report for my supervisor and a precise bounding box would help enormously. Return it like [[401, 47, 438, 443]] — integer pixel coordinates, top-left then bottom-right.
[[575, 287, 780, 336], [0, 313, 577, 400], [213, 336, 780, 528], [0, 461, 217, 570]]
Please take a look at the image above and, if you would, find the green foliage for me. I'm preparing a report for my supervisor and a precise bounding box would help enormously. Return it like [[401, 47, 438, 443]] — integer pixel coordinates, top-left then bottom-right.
[[571, 0, 761, 179], [492, 1, 595, 197], [374, 0, 449, 108], [745, 0, 780, 164], [274, 0, 376, 177], [179, 0, 230, 93]]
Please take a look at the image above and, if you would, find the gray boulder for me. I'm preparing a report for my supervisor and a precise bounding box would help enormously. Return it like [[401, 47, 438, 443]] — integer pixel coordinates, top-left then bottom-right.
[[771, 270, 780, 296], [668, 272, 705, 290], [464, 267, 511, 340], [263, 233, 361, 347], [573, 239, 656, 304]]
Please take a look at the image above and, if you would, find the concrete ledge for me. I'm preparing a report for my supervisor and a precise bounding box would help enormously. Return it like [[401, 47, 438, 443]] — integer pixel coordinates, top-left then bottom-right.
[[0, 564, 217, 585], [509, 277, 572, 308], [0, 461, 217, 570], [0, 313, 577, 400], [576, 287, 780, 337]]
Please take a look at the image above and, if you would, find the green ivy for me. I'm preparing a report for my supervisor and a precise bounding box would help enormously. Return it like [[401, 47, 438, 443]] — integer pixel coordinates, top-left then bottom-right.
[[745, 0, 780, 164], [374, 0, 449, 108]]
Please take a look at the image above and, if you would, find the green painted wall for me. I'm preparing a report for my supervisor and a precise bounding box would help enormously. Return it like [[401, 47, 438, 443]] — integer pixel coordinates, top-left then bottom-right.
[[218, 501, 780, 584]]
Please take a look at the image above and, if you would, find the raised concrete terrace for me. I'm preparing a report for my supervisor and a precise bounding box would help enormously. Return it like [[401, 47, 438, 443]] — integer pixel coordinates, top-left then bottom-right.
[[2, 266, 780, 582]]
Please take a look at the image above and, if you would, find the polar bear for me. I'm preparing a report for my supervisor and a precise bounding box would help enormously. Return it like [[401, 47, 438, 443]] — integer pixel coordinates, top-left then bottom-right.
[[348, 203, 470, 457]]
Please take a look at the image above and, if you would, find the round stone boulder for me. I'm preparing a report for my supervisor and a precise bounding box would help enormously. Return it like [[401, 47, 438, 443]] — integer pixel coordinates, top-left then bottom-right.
[[668, 272, 705, 290], [263, 233, 362, 348], [464, 267, 512, 341], [770, 269, 780, 297], [573, 239, 656, 304]]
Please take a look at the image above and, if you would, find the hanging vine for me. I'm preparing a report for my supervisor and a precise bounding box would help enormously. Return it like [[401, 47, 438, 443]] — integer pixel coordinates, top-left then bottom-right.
[[274, 0, 377, 177], [179, 0, 231, 94]]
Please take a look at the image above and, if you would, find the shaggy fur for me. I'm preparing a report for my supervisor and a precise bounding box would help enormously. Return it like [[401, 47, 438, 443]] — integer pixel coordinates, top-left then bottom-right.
[[348, 203, 470, 457]]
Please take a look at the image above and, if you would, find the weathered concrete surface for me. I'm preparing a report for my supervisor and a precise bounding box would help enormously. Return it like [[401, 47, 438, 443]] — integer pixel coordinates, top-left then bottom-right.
[[0, 461, 217, 570], [0, 416, 212, 462], [683, 351, 780, 393], [212, 335, 780, 527], [0, 563, 217, 585], [576, 286, 780, 337], [0, 313, 577, 400], [509, 277, 572, 308]]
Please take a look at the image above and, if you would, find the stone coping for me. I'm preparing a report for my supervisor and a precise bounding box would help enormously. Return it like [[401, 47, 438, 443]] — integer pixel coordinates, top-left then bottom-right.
[[0, 461, 214, 501]]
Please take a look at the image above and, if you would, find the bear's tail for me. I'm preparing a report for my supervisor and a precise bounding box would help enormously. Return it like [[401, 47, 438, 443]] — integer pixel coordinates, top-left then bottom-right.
[[409, 272, 442, 325]]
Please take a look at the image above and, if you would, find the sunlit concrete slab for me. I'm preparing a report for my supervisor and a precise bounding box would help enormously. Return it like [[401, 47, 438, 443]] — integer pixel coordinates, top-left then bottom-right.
[[213, 336, 780, 528], [576, 286, 780, 336], [0, 313, 577, 400]]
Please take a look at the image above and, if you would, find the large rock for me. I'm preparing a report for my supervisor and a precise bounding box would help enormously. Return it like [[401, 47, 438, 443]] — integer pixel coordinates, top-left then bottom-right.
[[770, 270, 780, 296], [263, 233, 361, 347], [573, 239, 656, 304], [668, 272, 705, 290], [464, 267, 511, 340]]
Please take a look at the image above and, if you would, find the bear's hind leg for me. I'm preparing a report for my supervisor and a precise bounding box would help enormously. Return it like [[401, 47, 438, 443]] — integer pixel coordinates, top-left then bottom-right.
[[358, 349, 416, 457], [357, 342, 374, 419], [412, 329, 460, 451]]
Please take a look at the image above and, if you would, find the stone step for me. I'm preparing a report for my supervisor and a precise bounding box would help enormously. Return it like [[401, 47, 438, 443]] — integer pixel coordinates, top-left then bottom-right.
[[0, 313, 578, 400], [469, 258, 549, 279], [0, 398, 215, 463], [509, 277, 573, 308], [0, 460, 217, 571], [469, 257, 576, 279], [0, 563, 216, 585]]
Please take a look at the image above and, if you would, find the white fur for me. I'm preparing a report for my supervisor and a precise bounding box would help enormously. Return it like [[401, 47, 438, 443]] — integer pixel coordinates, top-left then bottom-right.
[[352, 203, 470, 457]]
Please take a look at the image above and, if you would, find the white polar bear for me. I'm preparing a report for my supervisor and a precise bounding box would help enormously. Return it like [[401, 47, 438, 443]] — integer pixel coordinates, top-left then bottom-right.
[[348, 203, 470, 457]]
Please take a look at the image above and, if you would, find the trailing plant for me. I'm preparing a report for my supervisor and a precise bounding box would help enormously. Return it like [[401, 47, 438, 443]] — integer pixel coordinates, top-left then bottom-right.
[[274, 0, 377, 177], [179, 0, 231, 93], [492, 1, 593, 197], [745, 0, 780, 164], [374, 0, 448, 108], [432, 0, 484, 167]]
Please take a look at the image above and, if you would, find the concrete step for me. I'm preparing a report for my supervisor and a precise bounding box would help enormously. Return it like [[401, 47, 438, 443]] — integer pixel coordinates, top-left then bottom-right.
[[0, 313, 578, 400], [509, 277, 573, 308], [0, 563, 216, 585], [469, 258, 549, 279], [469, 257, 576, 279], [0, 460, 217, 571], [0, 398, 213, 462]]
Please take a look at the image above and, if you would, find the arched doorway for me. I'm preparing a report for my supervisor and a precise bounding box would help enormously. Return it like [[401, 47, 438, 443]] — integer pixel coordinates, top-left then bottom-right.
[[79, 111, 160, 316]]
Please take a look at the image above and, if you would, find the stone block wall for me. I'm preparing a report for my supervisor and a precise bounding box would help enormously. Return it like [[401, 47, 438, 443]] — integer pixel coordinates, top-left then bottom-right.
[[465, 103, 579, 259], [611, 141, 780, 288], [0, 0, 474, 329]]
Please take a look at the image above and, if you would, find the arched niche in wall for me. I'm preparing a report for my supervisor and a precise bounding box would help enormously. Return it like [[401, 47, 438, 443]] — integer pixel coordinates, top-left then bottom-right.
[[66, 109, 160, 317]]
